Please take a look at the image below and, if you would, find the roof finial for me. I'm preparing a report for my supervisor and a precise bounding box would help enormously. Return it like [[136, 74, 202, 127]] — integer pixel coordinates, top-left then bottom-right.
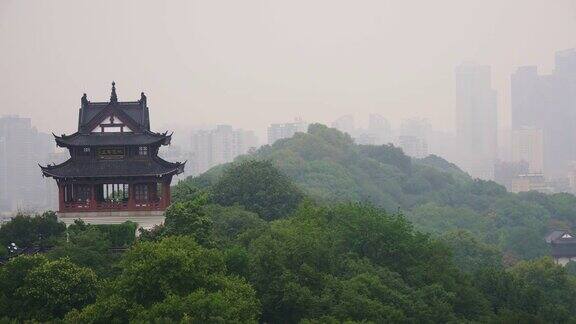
[[81, 93, 89, 107], [110, 81, 118, 103], [140, 91, 147, 106]]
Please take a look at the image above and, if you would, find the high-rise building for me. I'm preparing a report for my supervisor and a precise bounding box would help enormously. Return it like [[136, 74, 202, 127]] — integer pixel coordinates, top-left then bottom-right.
[[368, 114, 392, 145], [400, 118, 431, 140], [455, 63, 498, 179], [511, 49, 576, 178], [43, 150, 69, 211], [0, 116, 53, 212], [510, 174, 552, 194], [190, 125, 258, 175], [568, 162, 576, 193], [355, 133, 377, 145], [556, 48, 576, 77], [267, 118, 308, 145], [427, 130, 459, 163], [398, 118, 431, 158], [494, 160, 529, 191], [398, 135, 428, 158], [497, 129, 513, 162], [0, 136, 7, 211], [331, 115, 355, 136], [511, 127, 544, 174]]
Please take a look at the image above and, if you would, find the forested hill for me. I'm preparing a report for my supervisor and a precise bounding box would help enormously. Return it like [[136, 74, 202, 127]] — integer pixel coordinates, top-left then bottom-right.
[[5, 124, 576, 322], [191, 124, 471, 208], [182, 123, 576, 261]]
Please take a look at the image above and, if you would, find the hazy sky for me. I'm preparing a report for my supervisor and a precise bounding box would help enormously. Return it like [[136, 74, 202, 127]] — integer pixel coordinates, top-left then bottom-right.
[[1, 0, 575, 139]]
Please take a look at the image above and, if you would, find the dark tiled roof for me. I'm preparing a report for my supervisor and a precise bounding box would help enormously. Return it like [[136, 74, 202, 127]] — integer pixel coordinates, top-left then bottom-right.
[[551, 238, 576, 257], [78, 100, 150, 133], [41, 157, 185, 178], [545, 230, 571, 244], [55, 132, 171, 147]]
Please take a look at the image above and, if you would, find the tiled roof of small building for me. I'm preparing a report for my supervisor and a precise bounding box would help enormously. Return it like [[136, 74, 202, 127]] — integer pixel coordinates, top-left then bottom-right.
[[551, 238, 576, 258], [545, 230, 571, 244]]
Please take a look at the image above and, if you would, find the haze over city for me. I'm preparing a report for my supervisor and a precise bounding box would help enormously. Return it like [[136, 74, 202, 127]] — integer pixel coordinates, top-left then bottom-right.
[[1, 0, 575, 135], [6, 2, 576, 322]]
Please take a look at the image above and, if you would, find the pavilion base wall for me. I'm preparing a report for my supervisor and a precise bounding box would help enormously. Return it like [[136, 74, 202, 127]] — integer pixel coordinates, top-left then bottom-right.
[[57, 210, 165, 229]]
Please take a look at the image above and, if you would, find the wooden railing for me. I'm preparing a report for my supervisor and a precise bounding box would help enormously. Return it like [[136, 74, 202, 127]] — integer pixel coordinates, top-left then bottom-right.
[[61, 199, 164, 212], [134, 200, 162, 209], [96, 201, 128, 210], [63, 201, 91, 210]]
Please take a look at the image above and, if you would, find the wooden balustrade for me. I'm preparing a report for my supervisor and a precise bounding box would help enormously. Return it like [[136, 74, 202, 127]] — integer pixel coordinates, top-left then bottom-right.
[[61, 199, 163, 212], [59, 182, 170, 213]]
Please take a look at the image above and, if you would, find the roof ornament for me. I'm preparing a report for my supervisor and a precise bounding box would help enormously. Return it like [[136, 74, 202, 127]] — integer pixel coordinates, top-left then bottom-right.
[[81, 93, 89, 107], [110, 81, 118, 103], [140, 92, 147, 106]]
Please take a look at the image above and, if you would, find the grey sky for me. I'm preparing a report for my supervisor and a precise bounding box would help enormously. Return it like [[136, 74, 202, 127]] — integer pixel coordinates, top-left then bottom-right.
[[1, 0, 575, 138]]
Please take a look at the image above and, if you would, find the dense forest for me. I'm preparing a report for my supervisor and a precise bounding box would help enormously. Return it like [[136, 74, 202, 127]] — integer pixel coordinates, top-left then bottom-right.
[[191, 124, 576, 261], [2, 124, 576, 323]]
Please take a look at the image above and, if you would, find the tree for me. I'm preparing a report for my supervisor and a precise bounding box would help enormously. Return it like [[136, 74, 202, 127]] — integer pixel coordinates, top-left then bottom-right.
[[0, 255, 46, 319], [171, 179, 206, 204], [138, 224, 165, 242], [474, 257, 576, 322], [33, 211, 66, 246], [48, 226, 117, 278], [64, 294, 136, 324], [0, 212, 65, 249], [211, 160, 304, 221], [176, 124, 576, 262], [360, 144, 412, 173], [163, 195, 212, 245], [204, 204, 267, 247], [133, 279, 260, 323], [247, 203, 489, 323], [439, 230, 502, 273], [68, 236, 260, 323], [92, 221, 138, 247], [0, 255, 97, 321], [511, 257, 576, 322]]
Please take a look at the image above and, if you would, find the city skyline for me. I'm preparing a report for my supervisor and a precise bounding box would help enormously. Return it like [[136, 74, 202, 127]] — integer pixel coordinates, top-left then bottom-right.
[[2, 1, 576, 211], [1, 1, 575, 136]]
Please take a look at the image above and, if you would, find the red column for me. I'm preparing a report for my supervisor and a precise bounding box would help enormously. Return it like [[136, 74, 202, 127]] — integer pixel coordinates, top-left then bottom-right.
[[162, 181, 171, 209], [58, 183, 65, 212], [90, 184, 97, 211], [128, 183, 136, 210], [148, 183, 157, 203]]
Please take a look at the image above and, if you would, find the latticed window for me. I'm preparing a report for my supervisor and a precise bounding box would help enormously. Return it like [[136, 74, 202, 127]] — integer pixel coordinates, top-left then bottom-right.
[[134, 184, 149, 201], [74, 184, 91, 202], [102, 183, 129, 202], [78, 147, 91, 156]]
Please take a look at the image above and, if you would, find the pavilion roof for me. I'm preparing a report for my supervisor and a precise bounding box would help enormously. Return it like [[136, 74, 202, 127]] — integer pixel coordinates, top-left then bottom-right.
[[77, 82, 151, 133], [54, 131, 171, 147], [40, 156, 185, 179]]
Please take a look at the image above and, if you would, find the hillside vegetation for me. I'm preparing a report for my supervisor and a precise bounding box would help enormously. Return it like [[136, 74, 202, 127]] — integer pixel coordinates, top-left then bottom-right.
[[3, 124, 576, 322], [181, 123, 576, 261]]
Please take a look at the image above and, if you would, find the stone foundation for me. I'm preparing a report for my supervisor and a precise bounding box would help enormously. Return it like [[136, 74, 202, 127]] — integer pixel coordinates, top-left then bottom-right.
[[57, 211, 165, 229]]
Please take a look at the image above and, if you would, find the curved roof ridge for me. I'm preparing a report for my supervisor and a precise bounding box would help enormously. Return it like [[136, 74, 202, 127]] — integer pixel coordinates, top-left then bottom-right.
[[40, 157, 184, 179]]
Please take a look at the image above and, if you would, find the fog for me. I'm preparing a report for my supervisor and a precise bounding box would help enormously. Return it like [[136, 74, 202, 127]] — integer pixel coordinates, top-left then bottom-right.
[[0, 0, 575, 136]]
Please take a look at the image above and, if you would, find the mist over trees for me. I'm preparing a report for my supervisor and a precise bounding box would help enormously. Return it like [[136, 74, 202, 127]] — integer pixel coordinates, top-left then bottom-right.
[[189, 124, 571, 260], [2, 125, 576, 322]]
